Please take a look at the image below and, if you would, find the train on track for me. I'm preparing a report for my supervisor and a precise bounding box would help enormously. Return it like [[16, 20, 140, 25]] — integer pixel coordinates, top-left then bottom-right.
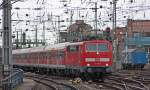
[[13, 40, 112, 80], [121, 48, 148, 69]]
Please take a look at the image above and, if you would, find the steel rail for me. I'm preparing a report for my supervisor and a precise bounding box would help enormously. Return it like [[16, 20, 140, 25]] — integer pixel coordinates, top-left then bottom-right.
[[25, 74, 78, 90], [109, 76, 149, 90]]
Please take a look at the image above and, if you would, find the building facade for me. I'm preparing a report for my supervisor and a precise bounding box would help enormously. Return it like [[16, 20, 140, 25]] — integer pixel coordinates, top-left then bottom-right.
[[67, 20, 92, 42], [127, 19, 150, 37], [127, 19, 150, 62]]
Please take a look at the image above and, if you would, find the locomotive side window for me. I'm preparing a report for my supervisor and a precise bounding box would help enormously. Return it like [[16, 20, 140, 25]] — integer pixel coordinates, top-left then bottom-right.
[[25, 54, 27, 59], [21, 54, 24, 59], [39, 53, 41, 59], [41, 52, 44, 59], [56, 51, 64, 60], [30, 54, 33, 59], [47, 52, 51, 59], [67, 45, 79, 52]]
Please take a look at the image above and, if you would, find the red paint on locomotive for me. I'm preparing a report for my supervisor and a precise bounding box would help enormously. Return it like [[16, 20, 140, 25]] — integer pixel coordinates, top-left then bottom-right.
[[13, 40, 112, 73]]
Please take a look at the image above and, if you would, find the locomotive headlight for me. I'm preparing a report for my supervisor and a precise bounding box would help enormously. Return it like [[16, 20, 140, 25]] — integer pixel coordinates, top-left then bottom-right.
[[85, 58, 95, 62], [106, 64, 109, 66], [87, 64, 90, 66], [100, 58, 109, 61], [96, 52, 99, 55]]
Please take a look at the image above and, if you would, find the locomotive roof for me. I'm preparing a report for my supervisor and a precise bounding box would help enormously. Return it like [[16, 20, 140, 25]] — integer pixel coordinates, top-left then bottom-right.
[[12, 40, 107, 54], [12, 42, 83, 54]]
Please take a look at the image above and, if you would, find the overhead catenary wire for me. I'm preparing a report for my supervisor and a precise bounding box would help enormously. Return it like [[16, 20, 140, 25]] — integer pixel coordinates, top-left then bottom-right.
[[0, 0, 26, 9], [2, 0, 150, 45]]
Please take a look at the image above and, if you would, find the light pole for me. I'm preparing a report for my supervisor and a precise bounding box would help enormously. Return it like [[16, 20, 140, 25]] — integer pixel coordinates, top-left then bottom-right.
[[13, 29, 22, 49], [55, 15, 64, 43], [2, 0, 12, 90], [56, 16, 60, 43], [42, 21, 46, 45], [112, 0, 117, 70], [95, 2, 98, 36], [89, 2, 99, 36], [2, 0, 12, 77], [35, 25, 38, 47]]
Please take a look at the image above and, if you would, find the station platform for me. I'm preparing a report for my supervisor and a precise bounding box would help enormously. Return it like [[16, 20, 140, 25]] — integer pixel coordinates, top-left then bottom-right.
[[16, 78, 36, 90]]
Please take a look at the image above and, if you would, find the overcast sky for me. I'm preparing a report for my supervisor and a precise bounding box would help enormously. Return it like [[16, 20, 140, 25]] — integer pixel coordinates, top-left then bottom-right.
[[0, 0, 150, 45]]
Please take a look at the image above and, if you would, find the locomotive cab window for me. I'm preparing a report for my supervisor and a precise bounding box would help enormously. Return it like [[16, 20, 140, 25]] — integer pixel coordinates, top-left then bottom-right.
[[86, 44, 97, 52], [67, 45, 79, 52], [86, 43, 108, 52], [98, 43, 108, 52]]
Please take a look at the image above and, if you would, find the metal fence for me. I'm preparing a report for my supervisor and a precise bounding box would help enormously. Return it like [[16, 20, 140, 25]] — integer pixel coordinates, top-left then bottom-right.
[[0, 69, 23, 90]]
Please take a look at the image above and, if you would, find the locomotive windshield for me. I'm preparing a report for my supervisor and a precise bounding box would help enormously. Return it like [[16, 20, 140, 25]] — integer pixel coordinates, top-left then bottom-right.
[[86, 44, 97, 52], [98, 44, 108, 51], [86, 43, 108, 52]]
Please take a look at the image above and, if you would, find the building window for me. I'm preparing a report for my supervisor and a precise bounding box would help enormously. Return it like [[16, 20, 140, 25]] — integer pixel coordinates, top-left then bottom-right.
[[144, 32, 150, 37], [133, 32, 140, 38]]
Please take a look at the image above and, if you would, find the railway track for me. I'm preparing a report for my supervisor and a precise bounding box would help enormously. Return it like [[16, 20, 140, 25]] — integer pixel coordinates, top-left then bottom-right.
[[112, 70, 150, 90], [130, 71, 150, 87], [116, 70, 150, 84], [108, 75, 149, 90], [90, 70, 150, 90], [25, 73, 78, 90], [23, 70, 150, 90], [99, 80, 127, 90]]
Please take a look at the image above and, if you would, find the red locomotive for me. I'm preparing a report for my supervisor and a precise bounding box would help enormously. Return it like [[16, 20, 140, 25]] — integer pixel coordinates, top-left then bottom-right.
[[13, 40, 112, 80]]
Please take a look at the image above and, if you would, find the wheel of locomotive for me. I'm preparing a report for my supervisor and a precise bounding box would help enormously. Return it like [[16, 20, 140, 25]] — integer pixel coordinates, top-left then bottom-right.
[[100, 72, 104, 82], [92, 72, 104, 82], [80, 72, 90, 81]]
